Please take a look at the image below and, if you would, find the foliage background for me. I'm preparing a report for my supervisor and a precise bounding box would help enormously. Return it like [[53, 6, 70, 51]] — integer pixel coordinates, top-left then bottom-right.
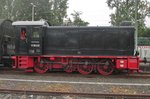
[[107, 0, 150, 36], [0, 0, 88, 26]]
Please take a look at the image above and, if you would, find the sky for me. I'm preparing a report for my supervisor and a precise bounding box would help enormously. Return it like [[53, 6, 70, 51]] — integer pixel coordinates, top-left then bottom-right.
[[67, 0, 150, 27]]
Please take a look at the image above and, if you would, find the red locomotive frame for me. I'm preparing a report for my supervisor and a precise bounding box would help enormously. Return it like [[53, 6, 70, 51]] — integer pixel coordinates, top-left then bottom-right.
[[12, 55, 140, 75]]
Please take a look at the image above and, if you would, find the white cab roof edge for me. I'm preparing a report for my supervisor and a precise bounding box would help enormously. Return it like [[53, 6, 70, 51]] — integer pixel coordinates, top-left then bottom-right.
[[12, 21, 49, 26]]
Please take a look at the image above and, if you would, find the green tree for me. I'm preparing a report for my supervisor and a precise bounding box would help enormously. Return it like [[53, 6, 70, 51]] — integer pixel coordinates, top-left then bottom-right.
[[0, 0, 15, 19], [0, 0, 68, 25], [70, 11, 89, 26], [0, 0, 88, 26], [107, 0, 150, 36], [143, 27, 150, 37], [51, 0, 68, 25]]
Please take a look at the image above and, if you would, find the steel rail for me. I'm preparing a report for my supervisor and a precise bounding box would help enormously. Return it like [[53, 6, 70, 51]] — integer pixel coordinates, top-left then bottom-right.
[[0, 68, 150, 78], [0, 89, 149, 98]]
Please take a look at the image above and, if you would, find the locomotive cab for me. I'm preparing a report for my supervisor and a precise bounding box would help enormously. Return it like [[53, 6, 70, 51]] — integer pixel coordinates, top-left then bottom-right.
[[12, 21, 49, 55]]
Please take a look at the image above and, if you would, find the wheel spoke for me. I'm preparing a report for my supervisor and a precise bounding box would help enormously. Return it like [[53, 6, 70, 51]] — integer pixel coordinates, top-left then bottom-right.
[[64, 65, 73, 73]]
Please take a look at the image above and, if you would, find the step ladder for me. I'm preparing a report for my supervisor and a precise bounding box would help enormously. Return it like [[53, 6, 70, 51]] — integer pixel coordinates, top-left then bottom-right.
[[17, 56, 34, 69], [18, 56, 28, 69]]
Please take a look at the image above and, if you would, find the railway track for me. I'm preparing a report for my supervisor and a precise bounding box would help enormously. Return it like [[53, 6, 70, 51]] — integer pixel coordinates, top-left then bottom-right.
[[0, 68, 150, 79], [0, 89, 150, 99], [0, 69, 150, 98]]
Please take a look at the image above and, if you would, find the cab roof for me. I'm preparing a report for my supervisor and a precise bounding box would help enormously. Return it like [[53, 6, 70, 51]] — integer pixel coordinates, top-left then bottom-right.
[[12, 20, 49, 26]]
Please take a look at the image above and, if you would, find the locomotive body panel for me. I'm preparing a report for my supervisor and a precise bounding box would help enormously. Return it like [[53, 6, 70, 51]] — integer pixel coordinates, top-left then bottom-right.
[[44, 26, 135, 56]]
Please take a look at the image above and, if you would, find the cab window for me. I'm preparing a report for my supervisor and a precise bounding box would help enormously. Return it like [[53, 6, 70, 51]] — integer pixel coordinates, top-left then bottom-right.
[[32, 28, 40, 38], [21, 28, 26, 40]]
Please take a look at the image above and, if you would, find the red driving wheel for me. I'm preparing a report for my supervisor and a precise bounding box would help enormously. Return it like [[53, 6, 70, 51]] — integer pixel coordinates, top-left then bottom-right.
[[77, 64, 94, 75], [34, 62, 49, 74], [97, 59, 114, 76]]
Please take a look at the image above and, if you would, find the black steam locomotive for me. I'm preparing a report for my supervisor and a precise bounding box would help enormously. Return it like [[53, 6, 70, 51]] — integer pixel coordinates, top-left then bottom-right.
[[0, 20, 141, 75], [11, 20, 140, 75]]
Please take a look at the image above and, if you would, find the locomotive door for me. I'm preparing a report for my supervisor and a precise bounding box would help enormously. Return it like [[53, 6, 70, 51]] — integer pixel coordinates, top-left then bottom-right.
[[29, 27, 43, 55], [16, 27, 29, 55]]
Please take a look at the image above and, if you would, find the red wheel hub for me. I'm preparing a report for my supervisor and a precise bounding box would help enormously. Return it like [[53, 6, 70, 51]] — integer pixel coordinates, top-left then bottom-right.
[[103, 65, 108, 70]]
